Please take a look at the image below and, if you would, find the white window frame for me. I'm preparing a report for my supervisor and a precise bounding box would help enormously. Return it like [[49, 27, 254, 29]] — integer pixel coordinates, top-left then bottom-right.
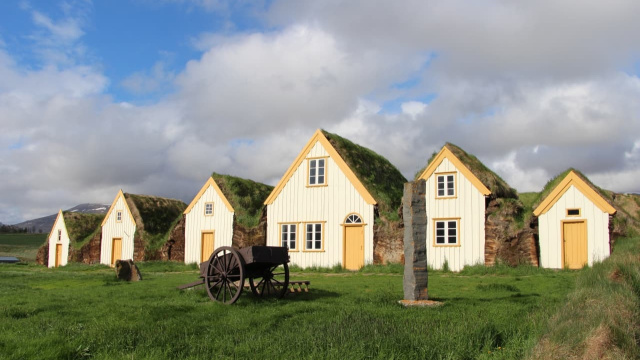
[[434, 219, 460, 246], [58, 229, 62, 242], [204, 202, 214, 216], [436, 173, 456, 198], [116, 211, 122, 222], [304, 222, 324, 251], [280, 223, 298, 251], [307, 158, 327, 186]]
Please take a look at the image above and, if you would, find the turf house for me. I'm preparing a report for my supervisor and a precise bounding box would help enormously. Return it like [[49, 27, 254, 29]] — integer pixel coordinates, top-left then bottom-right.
[[101, 190, 186, 266], [415, 143, 533, 272], [46, 210, 70, 268], [264, 129, 406, 270], [533, 169, 616, 269], [181, 173, 274, 264]]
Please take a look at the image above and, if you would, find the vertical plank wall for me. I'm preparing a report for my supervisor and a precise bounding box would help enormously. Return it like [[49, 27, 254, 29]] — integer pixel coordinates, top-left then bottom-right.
[[538, 185, 610, 268], [100, 196, 136, 265], [184, 185, 234, 264], [424, 158, 486, 271], [47, 213, 70, 268], [267, 141, 374, 268]]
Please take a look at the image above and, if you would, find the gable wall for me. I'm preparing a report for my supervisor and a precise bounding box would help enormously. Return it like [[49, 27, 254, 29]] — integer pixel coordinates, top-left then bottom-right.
[[47, 215, 70, 268], [424, 158, 486, 271], [184, 184, 234, 264], [538, 185, 610, 268], [266, 141, 374, 268], [100, 196, 136, 265]]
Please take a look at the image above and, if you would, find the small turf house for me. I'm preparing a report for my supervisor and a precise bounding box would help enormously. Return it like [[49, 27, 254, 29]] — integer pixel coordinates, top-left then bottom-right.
[[182, 173, 273, 264], [101, 190, 186, 266], [416, 143, 518, 272], [101, 190, 137, 266], [264, 129, 406, 270], [533, 170, 616, 269], [47, 210, 70, 268]]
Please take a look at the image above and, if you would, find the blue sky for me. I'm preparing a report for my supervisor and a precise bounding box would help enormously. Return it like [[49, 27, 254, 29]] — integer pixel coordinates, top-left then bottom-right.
[[1, 0, 640, 224]]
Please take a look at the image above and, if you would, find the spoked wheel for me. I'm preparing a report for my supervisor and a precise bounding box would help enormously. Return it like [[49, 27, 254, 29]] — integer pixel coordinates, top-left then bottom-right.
[[205, 246, 245, 304], [249, 262, 290, 299]]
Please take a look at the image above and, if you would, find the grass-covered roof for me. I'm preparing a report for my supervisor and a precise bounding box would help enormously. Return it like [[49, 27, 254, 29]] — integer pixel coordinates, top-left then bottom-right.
[[531, 168, 614, 212], [124, 193, 187, 252], [321, 129, 407, 216], [211, 173, 274, 228], [416, 142, 517, 199], [62, 212, 104, 248]]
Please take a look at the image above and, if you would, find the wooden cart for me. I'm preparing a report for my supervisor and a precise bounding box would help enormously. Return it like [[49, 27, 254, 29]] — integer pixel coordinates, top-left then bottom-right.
[[179, 246, 290, 305]]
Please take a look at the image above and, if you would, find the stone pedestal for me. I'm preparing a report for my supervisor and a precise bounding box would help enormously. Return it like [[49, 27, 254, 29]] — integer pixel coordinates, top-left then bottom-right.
[[403, 180, 428, 300]]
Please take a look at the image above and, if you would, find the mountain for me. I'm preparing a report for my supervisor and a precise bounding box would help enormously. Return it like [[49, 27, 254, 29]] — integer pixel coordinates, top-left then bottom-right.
[[12, 203, 110, 234]]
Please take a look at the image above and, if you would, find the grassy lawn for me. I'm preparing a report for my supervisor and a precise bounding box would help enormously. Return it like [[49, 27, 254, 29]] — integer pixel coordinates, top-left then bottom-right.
[[0, 262, 578, 359], [0, 233, 46, 261]]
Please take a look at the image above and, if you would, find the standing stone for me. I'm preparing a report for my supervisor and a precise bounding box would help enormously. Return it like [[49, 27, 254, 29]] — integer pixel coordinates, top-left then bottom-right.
[[403, 180, 428, 300], [115, 259, 143, 281]]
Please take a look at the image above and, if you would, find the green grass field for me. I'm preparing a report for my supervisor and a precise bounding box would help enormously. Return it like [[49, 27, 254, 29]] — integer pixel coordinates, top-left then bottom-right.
[[0, 261, 578, 359], [0, 233, 46, 261]]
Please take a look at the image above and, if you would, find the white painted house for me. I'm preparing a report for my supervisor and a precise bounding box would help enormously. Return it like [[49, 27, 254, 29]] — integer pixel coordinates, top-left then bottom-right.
[[100, 190, 137, 266], [47, 210, 70, 268], [264, 129, 406, 270], [183, 177, 235, 264], [534, 170, 616, 269], [416, 144, 501, 272]]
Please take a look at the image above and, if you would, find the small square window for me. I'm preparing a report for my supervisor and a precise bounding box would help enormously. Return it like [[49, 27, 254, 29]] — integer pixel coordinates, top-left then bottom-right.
[[436, 173, 456, 198], [116, 211, 122, 222], [205, 203, 214, 216], [434, 219, 459, 246]]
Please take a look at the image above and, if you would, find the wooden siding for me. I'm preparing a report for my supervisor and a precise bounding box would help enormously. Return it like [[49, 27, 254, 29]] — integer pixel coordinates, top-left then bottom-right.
[[184, 184, 234, 264], [100, 195, 136, 266], [266, 141, 374, 268], [47, 213, 69, 268], [538, 185, 610, 269], [424, 158, 486, 272]]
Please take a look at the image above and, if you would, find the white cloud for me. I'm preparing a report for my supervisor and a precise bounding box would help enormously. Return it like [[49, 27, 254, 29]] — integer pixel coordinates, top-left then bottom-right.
[[401, 101, 427, 118]]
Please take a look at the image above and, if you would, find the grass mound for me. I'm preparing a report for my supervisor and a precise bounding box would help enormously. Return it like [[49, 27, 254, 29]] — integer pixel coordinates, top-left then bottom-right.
[[126, 194, 187, 254], [211, 173, 274, 228]]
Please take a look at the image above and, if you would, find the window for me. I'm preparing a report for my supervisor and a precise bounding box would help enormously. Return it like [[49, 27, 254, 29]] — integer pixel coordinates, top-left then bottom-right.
[[205, 202, 214, 216], [435, 219, 459, 245], [280, 224, 297, 250], [345, 214, 363, 224], [58, 229, 62, 242], [436, 173, 456, 198], [308, 158, 326, 186], [116, 211, 122, 222], [567, 208, 581, 217], [305, 223, 323, 250]]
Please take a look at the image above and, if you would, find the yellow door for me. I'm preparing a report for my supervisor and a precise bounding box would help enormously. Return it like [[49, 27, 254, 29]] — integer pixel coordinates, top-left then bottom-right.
[[111, 238, 122, 266], [344, 226, 364, 270], [55, 244, 62, 267], [201, 232, 215, 263], [563, 221, 587, 269]]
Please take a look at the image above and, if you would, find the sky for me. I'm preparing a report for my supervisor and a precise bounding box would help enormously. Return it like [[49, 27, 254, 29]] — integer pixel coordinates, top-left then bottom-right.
[[1, 0, 640, 224]]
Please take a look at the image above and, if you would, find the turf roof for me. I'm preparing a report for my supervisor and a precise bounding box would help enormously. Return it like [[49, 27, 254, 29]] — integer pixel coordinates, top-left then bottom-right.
[[211, 173, 274, 228], [531, 168, 614, 212], [416, 142, 517, 199], [321, 129, 408, 215], [62, 212, 104, 248], [124, 194, 187, 235]]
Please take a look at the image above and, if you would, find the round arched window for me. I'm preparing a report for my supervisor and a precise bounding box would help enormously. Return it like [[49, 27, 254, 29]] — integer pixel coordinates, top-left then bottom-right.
[[345, 214, 363, 224]]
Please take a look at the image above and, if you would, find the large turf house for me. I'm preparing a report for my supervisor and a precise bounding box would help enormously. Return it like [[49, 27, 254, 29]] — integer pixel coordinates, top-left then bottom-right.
[[416, 143, 519, 271], [182, 173, 273, 264], [533, 169, 616, 269], [264, 129, 406, 270]]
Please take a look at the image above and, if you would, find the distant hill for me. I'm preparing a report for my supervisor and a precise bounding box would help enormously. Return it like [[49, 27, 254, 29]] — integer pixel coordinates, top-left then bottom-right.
[[12, 204, 110, 234]]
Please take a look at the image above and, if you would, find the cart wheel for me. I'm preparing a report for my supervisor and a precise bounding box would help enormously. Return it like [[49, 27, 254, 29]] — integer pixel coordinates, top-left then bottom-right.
[[249, 262, 290, 299], [205, 246, 245, 304]]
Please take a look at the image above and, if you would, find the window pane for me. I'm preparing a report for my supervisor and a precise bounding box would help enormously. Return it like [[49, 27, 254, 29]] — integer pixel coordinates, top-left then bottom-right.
[[318, 159, 324, 167], [307, 240, 312, 249], [436, 236, 445, 244], [436, 229, 445, 236], [291, 240, 296, 249], [448, 236, 457, 244], [436, 222, 444, 229], [318, 175, 324, 184], [448, 221, 456, 228]]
